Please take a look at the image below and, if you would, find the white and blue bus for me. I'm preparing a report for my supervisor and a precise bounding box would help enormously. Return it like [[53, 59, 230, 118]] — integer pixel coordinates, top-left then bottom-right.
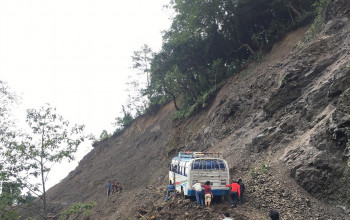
[[169, 152, 230, 198]]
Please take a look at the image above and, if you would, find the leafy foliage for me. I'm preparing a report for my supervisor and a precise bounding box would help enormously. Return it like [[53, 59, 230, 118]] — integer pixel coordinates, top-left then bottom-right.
[[0, 182, 21, 220], [3, 104, 86, 219], [0, 81, 19, 158], [59, 201, 96, 220], [0, 81, 21, 219], [127, 44, 155, 117], [99, 130, 112, 141], [131, 44, 153, 92], [121, 0, 326, 122], [303, 0, 330, 43], [113, 105, 134, 135], [0, 208, 19, 220], [142, 0, 319, 118]]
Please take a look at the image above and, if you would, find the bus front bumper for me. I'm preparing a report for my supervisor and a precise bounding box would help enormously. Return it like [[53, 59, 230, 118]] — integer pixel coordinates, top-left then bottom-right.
[[187, 189, 229, 197]]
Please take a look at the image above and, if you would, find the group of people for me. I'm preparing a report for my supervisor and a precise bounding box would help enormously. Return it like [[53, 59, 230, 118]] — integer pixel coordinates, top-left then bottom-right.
[[192, 181, 214, 207], [192, 178, 246, 209], [226, 179, 245, 208], [164, 179, 280, 219], [107, 180, 123, 197], [165, 178, 245, 208]]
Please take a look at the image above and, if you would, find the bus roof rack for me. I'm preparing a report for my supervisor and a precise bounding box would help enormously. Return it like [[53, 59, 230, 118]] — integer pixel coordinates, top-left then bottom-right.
[[178, 151, 222, 159]]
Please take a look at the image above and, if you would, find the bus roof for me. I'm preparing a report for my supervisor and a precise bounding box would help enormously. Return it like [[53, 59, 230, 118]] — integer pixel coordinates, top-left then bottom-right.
[[173, 152, 223, 160]]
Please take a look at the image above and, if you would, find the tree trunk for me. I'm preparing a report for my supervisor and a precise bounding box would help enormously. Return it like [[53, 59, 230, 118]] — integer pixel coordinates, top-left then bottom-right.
[[172, 95, 180, 111], [288, 1, 303, 18], [239, 44, 256, 54], [41, 127, 47, 220], [164, 88, 180, 111], [40, 158, 47, 220]]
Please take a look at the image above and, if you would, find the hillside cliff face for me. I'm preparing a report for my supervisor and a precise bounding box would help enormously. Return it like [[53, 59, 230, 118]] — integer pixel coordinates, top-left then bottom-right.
[[44, 1, 350, 219]]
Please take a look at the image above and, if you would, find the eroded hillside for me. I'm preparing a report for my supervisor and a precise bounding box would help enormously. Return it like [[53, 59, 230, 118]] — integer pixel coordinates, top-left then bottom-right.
[[41, 1, 350, 219]]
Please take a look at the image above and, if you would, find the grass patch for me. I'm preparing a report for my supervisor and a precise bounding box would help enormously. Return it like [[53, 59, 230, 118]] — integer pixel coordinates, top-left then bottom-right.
[[172, 81, 225, 120], [298, 0, 330, 47], [60, 201, 96, 220]]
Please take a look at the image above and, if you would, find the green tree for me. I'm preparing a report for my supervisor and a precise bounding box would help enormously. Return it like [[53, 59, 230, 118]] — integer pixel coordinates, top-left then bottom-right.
[[1, 182, 21, 206], [0, 182, 21, 220], [0, 81, 21, 219], [98, 130, 111, 141], [146, 0, 319, 118], [127, 44, 155, 116], [0, 80, 18, 148], [4, 104, 85, 219], [113, 105, 134, 135], [131, 44, 153, 97]]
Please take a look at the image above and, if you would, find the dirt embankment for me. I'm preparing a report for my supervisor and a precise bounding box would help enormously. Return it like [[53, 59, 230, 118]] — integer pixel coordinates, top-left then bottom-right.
[[38, 0, 350, 219]]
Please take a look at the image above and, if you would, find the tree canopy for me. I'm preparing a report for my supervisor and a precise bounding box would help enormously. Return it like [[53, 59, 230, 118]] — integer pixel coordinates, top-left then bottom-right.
[[126, 0, 320, 119], [0, 81, 21, 219], [1, 103, 86, 219]]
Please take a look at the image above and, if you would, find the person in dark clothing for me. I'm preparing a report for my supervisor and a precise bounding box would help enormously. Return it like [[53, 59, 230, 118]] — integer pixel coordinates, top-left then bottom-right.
[[112, 180, 119, 194], [237, 179, 245, 204], [107, 181, 112, 197], [269, 210, 279, 220], [226, 180, 240, 208], [222, 211, 233, 220], [165, 180, 176, 202]]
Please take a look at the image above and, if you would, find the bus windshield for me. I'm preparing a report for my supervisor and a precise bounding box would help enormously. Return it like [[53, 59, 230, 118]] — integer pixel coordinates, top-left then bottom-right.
[[191, 159, 226, 170]]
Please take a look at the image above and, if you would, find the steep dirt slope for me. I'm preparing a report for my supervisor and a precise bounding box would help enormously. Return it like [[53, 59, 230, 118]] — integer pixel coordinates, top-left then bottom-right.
[[41, 1, 350, 219]]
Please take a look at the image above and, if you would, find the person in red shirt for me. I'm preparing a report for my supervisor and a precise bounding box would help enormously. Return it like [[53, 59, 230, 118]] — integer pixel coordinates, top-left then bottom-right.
[[226, 180, 241, 208], [204, 181, 213, 207]]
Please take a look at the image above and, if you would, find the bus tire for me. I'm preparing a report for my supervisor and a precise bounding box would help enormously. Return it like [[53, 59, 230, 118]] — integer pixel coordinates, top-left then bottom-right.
[[181, 188, 188, 199], [221, 195, 227, 202]]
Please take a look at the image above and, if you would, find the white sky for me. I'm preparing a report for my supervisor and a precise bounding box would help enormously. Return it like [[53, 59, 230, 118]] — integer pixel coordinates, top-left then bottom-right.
[[0, 0, 171, 189]]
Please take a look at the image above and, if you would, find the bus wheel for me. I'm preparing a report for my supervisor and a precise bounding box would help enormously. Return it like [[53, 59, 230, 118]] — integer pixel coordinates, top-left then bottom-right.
[[181, 188, 188, 199], [220, 195, 226, 202]]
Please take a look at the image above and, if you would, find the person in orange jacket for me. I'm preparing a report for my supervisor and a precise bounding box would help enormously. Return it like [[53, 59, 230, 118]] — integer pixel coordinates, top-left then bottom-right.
[[226, 180, 241, 208]]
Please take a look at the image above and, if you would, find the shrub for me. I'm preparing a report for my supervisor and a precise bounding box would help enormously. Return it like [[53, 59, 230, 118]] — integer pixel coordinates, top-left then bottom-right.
[[60, 201, 96, 220], [303, 0, 330, 43]]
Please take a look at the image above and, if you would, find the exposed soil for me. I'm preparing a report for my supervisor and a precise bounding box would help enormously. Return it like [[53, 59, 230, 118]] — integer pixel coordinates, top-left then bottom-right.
[[22, 1, 350, 219]]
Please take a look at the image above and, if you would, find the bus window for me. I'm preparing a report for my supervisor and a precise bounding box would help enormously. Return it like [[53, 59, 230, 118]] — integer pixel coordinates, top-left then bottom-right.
[[198, 160, 204, 169], [213, 161, 220, 169], [173, 165, 178, 173], [184, 167, 187, 176], [219, 161, 226, 169], [206, 160, 212, 169], [192, 161, 199, 169]]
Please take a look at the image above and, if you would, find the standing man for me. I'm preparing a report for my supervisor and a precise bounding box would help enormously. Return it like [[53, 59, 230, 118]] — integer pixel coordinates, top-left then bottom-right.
[[165, 180, 175, 202], [226, 179, 240, 208], [107, 181, 112, 197], [192, 181, 204, 206], [238, 179, 245, 204]]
